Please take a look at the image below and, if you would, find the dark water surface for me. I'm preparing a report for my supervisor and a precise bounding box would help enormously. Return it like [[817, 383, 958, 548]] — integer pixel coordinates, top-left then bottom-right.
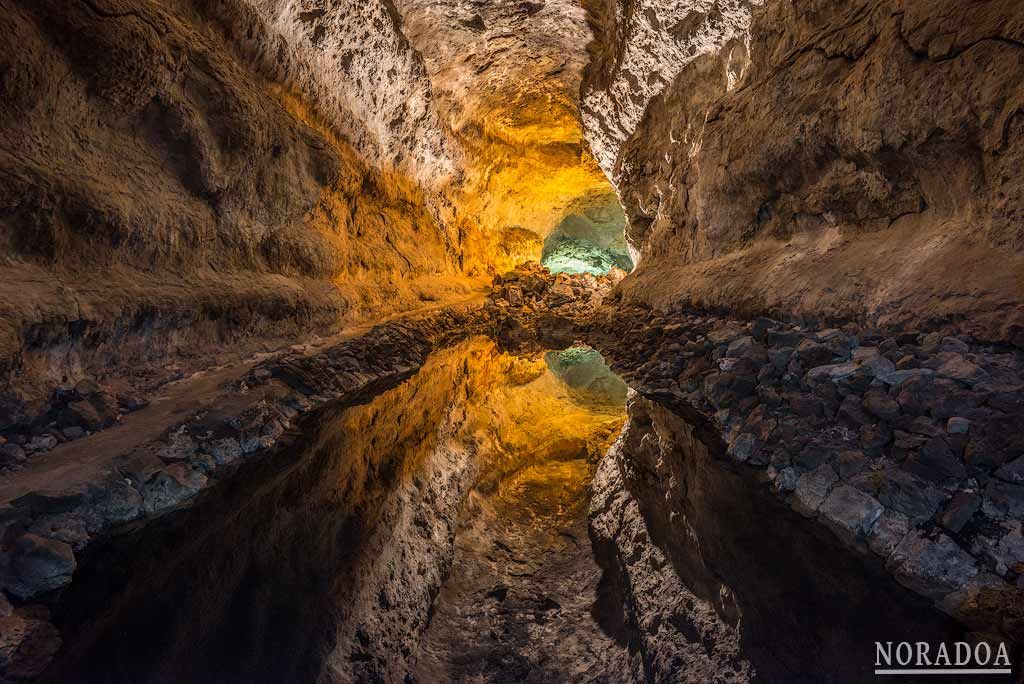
[[41, 339, 628, 684]]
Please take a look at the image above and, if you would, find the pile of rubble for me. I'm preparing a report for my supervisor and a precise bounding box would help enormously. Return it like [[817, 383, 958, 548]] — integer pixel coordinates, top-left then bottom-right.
[[585, 304, 1024, 640], [486, 262, 625, 349], [0, 383, 148, 474]]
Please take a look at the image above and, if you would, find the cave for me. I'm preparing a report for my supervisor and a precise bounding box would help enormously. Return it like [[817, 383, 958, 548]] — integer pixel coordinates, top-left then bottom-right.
[[1, 1, 1023, 683], [541, 192, 634, 276]]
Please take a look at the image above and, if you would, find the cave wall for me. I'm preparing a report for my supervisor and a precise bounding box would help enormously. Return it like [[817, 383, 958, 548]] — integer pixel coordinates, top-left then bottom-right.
[[395, 0, 617, 269], [590, 394, 1016, 683], [0, 0, 482, 427], [582, 0, 1024, 344]]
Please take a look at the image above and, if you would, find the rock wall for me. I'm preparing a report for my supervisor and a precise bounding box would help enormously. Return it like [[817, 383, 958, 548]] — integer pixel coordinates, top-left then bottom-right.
[[580, 0, 759, 180], [590, 393, 1017, 682], [583, 0, 1024, 344], [28, 337, 499, 684], [395, 0, 618, 269], [0, 0, 481, 429]]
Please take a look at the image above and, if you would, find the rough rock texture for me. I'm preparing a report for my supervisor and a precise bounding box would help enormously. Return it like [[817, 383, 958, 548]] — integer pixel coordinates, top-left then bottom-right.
[[584, 0, 1024, 343], [581, 0, 758, 179], [589, 393, 1018, 682], [583, 302, 1024, 668], [232, 0, 461, 184], [395, 0, 619, 266], [413, 341, 631, 683], [0, 0, 486, 431], [0, 305, 491, 682], [33, 340, 485, 684], [589, 432, 753, 683], [25, 335, 632, 684]]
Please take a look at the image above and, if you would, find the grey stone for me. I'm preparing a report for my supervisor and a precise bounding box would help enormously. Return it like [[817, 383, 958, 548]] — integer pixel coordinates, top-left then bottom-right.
[[877, 469, 946, 522], [982, 480, 1024, 520], [28, 512, 95, 551], [880, 368, 934, 387], [206, 437, 243, 464], [61, 426, 85, 440], [994, 456, 1024, 484], [157, 426, 196, 462], [989, 523, 1024, 576], [141, 464, 208, 514], [772, 466, 798, 493], [868, 509, 911, 558], [796, 339, 833, 368], [0, 443, 26, 465], [903, 436, 966, 483], [726, 335, 755, 357], [818, 485, 883, 543], [5, 533, 77, 600], [939, 492, 981, 534], [26, 435, 58, 452], [937, 356, 988, 386], [751, 318, 774, 342], [728, 433, 757, 463], [837, 450, 870, 479], [99, 479, 143, 525], [946, 417, 970, 435], [239, 431, 263, 454], [863, 390, 900, 421], [888, 532, 978, 600], [806, 362, 859, 383], [837, 394, 870, 426], [792, 464, 838, 516], [939, 337, 970, 354]]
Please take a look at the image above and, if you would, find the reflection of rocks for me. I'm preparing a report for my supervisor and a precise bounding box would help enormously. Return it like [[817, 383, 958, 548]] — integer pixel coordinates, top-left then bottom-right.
[[2, 535, 76, 601], [585, 303, 1024, 648], [0, 306, 492, 682], [590, 394, 1017, 683], [545, 346, 628, 407]]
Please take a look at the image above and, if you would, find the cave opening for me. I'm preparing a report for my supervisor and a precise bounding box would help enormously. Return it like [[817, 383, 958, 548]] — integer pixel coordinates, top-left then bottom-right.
[[539, 192, 634, 276]]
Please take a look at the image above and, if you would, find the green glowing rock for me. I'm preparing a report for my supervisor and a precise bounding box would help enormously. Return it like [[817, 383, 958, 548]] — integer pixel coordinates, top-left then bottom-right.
[[541, 237, 631, 276], [545, 346, 628, 406]]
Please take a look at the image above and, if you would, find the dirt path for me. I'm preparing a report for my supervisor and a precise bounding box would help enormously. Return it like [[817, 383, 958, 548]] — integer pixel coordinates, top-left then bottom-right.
[[0, 293, 485, 506], [414, 456, 637, 684]]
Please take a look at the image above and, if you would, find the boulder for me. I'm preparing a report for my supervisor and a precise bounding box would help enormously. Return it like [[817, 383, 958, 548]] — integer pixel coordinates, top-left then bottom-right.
[[888, 532, 978, 600], [141, 464, 208, 514], [818, 485, 883, 544], [877, 469, 946, 523], [939, 492, 981, 534], [795, 339, 833, 368], [791, 464, 838, 516], [868, 510, 911, 558], [903, 437, 966, 483], [4, 534, 76, 600], [862, 390, 900, 421], [995, 456, 1024, 484]]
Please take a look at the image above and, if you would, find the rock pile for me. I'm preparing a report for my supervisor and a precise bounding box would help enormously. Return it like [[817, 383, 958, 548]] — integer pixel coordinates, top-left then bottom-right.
[[586, 304, 1024, 639], [0, 384, 147, 474], [486, 261, 625, 350]]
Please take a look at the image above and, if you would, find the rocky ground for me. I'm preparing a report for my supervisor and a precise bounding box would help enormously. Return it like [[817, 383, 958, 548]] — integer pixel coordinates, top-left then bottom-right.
[[583, 302, 1024, 650], [2, 268, 1022, 681]]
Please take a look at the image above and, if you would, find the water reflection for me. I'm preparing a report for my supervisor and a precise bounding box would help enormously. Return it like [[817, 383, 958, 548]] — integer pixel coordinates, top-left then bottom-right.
[[43, 337, 627, 684]]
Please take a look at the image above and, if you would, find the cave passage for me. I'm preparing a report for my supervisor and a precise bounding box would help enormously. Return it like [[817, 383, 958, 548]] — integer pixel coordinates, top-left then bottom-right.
[[539, 193, 634, 276], [39, 338, 631, 684]]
